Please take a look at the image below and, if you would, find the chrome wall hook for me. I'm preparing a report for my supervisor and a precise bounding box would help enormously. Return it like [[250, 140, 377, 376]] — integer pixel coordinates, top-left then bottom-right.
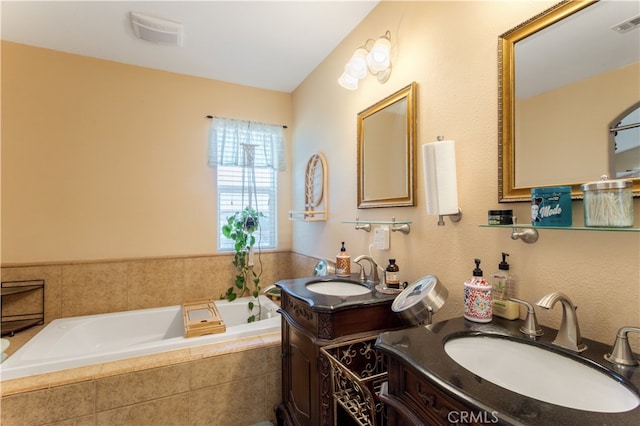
[[391, 217, 410, 234], [510, 217, 538, 243], [354, 217, 371, 232]]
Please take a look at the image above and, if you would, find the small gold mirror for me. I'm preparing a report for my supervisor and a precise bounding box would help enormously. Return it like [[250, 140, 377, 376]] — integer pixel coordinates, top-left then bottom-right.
[[357, 82, 417, 208]]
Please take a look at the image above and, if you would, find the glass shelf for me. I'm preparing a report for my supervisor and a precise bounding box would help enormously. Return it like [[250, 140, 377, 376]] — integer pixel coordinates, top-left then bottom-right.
[[343, 220, 412, 225], [479, 224, 640, 233]]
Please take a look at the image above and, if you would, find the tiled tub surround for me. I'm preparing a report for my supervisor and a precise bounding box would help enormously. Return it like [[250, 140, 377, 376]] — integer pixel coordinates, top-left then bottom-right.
[[1, 251, 316, 325], [0, 252, 317, 425], [1, 333, 281, 425]]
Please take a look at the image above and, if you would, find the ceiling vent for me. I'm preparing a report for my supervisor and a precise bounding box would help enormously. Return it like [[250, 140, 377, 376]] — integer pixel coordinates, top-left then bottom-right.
[[611, 15, 640, 34], [130, 12, 183, 46]]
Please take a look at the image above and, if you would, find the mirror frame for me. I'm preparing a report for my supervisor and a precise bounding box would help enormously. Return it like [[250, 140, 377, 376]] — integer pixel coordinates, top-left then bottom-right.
[[498, 0, 640, 202], [357, 82, 417, 208]]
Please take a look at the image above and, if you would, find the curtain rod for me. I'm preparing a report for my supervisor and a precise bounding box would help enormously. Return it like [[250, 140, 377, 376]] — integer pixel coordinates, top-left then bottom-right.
[[610, 121, 639, 133], [205, 115, 288, 129]]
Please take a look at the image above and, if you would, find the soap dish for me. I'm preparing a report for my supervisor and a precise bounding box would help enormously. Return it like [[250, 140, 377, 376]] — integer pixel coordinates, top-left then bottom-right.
[[375, 284, 403, 295]]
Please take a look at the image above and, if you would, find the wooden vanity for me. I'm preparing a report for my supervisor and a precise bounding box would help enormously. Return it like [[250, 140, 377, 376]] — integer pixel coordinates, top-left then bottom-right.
[[375, 317, 640, 426], [274, 276, 405, 426]]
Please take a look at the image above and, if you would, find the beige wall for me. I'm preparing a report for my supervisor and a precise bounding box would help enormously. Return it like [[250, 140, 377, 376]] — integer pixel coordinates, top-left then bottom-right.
[[2, 2, 639, 348], [1, 41, 293, 264], [516, 62, 640, 187], [291, 1, 640, 345]]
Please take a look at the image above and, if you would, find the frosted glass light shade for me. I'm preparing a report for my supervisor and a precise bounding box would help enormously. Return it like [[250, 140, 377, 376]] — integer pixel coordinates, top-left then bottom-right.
[[367, 36, 391, 73], [347, 48, 369, 79], [338, 67, 359, 90]]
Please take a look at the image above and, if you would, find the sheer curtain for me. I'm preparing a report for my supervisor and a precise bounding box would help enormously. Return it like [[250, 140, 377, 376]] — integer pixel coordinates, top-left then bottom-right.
[[208, 117, 285, 209], [208, 117, 285, 171]]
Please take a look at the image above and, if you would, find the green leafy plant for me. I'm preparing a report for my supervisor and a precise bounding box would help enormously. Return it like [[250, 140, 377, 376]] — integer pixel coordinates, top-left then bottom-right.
[[221, 206, 264, 322]]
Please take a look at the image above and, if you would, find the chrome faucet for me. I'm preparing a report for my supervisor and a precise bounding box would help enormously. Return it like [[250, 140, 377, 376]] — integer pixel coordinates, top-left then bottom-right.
[[509, 297, 543, 337], [605, 326, 640, 366], [353, 255, 380, 285], [536, 291, 587, 352]]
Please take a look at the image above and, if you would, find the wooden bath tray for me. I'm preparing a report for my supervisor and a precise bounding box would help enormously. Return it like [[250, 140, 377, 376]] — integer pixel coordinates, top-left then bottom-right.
[[182, 299, 226, 338]]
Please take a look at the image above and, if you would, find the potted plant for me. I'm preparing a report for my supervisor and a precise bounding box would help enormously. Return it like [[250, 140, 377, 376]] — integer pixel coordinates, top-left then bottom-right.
[[221, 206, 264, 322]]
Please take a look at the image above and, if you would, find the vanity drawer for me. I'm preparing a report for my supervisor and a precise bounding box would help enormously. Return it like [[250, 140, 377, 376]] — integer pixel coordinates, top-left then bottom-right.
[[386, 358, 486, 426]]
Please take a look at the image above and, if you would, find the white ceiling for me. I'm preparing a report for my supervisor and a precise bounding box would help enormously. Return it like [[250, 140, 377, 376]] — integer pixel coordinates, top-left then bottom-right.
[[1, 1, 379, 93]]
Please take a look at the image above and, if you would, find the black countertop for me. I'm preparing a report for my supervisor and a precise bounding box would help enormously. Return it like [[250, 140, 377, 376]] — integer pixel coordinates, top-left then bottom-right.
[[376, 316, 640, 425], [276, 274, 399, 312]]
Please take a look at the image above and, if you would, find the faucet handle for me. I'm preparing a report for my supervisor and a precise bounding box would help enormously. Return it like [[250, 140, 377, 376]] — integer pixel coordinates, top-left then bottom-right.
[[357, 264, 367, 282], [605, 326, 640, 366], [509, 298, 543, 337]]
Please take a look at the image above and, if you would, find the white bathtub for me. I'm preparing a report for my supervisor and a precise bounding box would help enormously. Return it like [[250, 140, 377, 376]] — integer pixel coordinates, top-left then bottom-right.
[[1, 295, 280, 381]]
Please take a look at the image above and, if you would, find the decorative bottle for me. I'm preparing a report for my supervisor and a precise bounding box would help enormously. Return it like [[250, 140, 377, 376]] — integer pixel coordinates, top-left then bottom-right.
[[463, 258, 492, 323], [385, 259, 400, 289], [336, 242, 351, 277]]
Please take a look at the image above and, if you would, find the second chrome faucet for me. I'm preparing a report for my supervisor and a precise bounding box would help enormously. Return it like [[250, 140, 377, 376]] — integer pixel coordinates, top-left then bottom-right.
[[536, 291, 587, 353]]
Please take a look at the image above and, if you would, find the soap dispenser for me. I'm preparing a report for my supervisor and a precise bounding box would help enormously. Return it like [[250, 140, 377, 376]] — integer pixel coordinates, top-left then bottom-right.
[[463, 258, 492, 323], [491, 253, 519, 320], [336, 242, 351, 277]]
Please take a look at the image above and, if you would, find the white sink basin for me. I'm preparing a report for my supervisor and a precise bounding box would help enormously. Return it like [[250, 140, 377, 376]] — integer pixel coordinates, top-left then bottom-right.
[[444, 336, 639, 413], [306, 281, 371, 296]]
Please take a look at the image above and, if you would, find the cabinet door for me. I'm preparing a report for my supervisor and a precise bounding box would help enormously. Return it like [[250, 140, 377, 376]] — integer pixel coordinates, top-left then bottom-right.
[[285, 320, 318, 425]]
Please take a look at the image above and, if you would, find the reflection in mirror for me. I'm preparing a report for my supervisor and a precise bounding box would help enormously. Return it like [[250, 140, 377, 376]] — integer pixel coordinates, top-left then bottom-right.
[[357, 82, 416, 208], [611, 102, 640, 179], [499, 0, 640, 201]]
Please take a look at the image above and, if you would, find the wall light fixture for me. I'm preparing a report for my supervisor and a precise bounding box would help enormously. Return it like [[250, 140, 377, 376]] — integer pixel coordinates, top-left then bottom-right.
[[338, 31, 392, 90]]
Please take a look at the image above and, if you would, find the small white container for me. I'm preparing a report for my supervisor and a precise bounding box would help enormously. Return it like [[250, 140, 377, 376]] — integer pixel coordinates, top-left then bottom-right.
[[582, 176, 633, 228]]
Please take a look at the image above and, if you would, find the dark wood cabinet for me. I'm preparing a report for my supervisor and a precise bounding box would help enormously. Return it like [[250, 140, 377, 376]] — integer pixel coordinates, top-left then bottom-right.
[[275, 279, 403, 426], [380, 356, 485, 426]]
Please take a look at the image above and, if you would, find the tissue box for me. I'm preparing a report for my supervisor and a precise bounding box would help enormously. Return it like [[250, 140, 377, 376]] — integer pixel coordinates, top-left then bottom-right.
[[531, 186, 572, 227]]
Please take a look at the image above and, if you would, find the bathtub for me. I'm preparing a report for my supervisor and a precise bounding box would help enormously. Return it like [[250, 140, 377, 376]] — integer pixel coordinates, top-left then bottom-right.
[[1, 295, 280, 381]]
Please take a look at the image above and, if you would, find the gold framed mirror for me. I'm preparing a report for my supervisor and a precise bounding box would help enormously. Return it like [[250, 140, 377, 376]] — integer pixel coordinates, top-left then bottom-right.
[[357, 82, 416, 208], [499, 0, 640, 202]]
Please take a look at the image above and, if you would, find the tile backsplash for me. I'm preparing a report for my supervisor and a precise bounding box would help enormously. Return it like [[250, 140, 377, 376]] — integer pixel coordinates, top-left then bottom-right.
[[1, 251, 317, 323]]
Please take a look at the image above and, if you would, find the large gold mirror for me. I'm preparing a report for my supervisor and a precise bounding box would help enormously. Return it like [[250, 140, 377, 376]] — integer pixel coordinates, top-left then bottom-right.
[[357, 82, 416, 208], [499, 0, 640, 201]]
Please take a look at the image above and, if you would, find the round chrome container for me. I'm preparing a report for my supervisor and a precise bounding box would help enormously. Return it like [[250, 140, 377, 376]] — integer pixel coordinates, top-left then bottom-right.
[[392, 275, 448, 325]]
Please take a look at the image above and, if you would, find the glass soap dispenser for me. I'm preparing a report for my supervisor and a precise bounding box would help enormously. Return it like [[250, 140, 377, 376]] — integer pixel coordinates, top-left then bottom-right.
[[491, 253, 519, 320]]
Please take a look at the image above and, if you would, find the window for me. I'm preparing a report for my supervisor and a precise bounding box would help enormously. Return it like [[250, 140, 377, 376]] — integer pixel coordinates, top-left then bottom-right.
[[208, 117, 284, 252], [217, 165, 277, 251]]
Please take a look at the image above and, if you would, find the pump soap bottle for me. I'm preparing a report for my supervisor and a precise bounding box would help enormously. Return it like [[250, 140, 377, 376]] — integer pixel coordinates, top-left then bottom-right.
[[336, 242, 351, 277], [463, 258, 492, 323], [491, 253, 519, 320]]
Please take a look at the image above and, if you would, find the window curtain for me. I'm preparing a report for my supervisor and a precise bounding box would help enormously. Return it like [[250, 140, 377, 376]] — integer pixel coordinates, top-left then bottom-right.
[[207, 117, 285, 172]]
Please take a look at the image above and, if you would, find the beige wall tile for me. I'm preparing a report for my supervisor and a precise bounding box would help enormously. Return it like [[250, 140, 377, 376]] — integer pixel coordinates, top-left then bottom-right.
[[183, 255, 235, 301], [290, 252, 320, 279], [190, 347, 270, 391], [1, 381, 95, 426], [96, 363, 190, 411], [266, 370, 282, 419], [62, 262, 128, 317], [44, 414, 96, 426], [189, 376, 271, 426], [126, 258, 184, 309], [96, 393, 189, 426], [2, 253, 308, 319]]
